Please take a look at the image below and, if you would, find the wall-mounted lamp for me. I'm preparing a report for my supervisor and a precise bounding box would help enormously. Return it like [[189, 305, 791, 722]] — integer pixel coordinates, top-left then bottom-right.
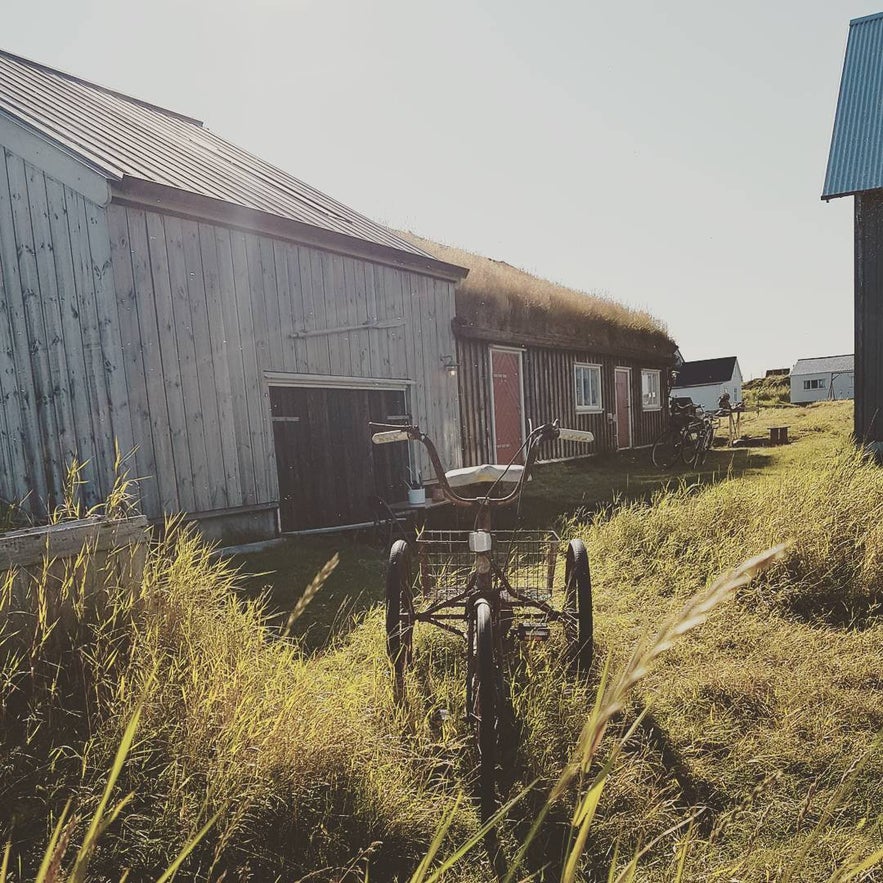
[[441, 354, 459, 377]]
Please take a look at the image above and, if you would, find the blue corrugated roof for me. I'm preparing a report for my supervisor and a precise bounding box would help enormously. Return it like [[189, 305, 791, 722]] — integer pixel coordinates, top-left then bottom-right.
[[823, 12, 883, 199]]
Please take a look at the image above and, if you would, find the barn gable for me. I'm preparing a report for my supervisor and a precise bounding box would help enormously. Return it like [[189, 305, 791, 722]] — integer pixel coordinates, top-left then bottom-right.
[[0, 50, 467, 537]]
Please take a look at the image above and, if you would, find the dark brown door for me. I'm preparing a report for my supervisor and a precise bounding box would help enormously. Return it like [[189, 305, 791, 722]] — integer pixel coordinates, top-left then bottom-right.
[[491, 348, 524, 464], [614, 368, 632, 449], [270, 386, 408, 531]]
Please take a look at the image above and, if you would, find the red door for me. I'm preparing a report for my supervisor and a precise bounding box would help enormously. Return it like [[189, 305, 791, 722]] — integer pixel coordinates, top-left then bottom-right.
[[614, 368, 632, 449], [491, 348, 524, 464]]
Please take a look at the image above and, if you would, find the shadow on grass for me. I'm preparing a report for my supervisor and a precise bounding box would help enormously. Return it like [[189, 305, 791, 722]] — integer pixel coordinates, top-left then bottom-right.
[[232, 446, 780, 651]]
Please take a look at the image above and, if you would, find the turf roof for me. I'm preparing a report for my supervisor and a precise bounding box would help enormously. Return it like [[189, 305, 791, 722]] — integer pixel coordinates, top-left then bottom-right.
[[398, 232, 675, 359]]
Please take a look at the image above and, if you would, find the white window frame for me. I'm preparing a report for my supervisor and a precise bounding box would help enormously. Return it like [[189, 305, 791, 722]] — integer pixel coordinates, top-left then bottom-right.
[[641, 369, 662, 411], [574, 362, 603, 413]]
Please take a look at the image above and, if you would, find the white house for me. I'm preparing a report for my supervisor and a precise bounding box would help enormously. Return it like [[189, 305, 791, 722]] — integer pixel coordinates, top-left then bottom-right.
[[790, 355, 854, 405], [672, 357, 742, 412]]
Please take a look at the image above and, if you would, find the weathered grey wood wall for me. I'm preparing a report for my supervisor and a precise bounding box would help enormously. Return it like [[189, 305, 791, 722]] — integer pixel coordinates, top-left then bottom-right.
[[0, 149, 132, 515], [106, 203, 461, 520], [457, 338, 669, 464]]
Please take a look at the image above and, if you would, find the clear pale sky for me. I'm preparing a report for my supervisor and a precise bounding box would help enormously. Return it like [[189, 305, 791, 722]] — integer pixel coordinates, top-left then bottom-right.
[[3, 0, 877, 378]]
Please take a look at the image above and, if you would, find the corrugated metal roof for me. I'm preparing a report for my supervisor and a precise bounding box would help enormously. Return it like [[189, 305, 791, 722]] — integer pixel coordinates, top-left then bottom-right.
[[823, 12, 883, 199], [791, 354, 854, 375], [0, 49, 432, 258], [672, 357, 738, 387]]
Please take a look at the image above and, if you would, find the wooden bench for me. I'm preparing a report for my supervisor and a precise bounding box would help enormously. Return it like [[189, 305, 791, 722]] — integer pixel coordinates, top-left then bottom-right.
[[769, 426, 789, 445]]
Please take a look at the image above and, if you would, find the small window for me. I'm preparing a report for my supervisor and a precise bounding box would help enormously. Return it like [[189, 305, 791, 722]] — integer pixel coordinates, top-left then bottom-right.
[[641, 369, 661, 410], [804, 380, 811, 390], [574, 363, 602, 412], [819, 378, 826, 388]]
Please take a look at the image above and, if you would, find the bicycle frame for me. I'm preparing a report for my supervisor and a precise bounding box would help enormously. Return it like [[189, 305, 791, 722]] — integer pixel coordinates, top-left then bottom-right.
[[370, 419, 591, 632]]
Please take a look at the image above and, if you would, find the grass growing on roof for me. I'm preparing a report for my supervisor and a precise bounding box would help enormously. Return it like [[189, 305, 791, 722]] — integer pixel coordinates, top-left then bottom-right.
[[398, 230, 674, 354]]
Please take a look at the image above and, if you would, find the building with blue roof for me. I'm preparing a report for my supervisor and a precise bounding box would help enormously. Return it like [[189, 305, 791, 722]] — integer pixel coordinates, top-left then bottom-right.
[[824, 12, 883, 450]]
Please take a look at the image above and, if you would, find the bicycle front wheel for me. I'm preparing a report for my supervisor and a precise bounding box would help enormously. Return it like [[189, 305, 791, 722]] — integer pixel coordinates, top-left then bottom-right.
[[651, 427, 681, 469], [471, 599, 497, 824]]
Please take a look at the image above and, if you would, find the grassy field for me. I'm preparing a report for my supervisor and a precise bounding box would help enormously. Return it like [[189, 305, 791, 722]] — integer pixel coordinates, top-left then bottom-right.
[[743, 374, 791, 409], [234, 402, 823, 648], [2, 401, 881, 880]]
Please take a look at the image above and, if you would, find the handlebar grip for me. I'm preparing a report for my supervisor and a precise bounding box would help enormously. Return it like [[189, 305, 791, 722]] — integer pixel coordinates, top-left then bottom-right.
[[371, 430, 411, 445], [557, 428, 595, 443]]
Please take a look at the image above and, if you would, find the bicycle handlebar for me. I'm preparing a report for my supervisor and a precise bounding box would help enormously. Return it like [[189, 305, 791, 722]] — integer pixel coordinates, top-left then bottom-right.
[[369, 420, 593, 509], [371, 429, 412, 444]]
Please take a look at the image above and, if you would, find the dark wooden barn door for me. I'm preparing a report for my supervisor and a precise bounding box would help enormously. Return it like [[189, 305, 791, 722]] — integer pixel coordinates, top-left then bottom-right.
[[490, 347, 525, 464], [270, 386, 408, 531]]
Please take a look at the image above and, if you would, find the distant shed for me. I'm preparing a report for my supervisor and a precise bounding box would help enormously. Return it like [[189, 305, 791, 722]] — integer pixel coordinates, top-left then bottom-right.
[[823, 12, 883, 448], [790, 355, 854, 405], [0, 50, 467, 538], [400, 234, 677, 462]]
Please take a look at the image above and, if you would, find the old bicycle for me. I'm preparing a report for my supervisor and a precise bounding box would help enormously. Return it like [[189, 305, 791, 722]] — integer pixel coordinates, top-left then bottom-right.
[[651, 397, 720, 469], [370, 419, 594, 823]]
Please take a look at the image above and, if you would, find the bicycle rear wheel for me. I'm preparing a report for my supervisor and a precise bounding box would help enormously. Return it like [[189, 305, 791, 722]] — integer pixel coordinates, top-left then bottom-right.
[[696, 424, 714, 466], [651, 427, 681, 469], [471, 599, 497, 824], [564, 539, 593, 672], [681, 425, 701, 467], [385, 540, 413, 695]]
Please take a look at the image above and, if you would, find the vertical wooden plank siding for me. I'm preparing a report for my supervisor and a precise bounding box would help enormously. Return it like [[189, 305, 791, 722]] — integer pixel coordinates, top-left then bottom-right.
[[69, 193, 118, 500], [198, 224, 242, 504], [0, 153, 133, 516], [27, 168, 77, 493], [124, 208, 180, 511], [6, 154, 60, 509], [107, 204, 159, 515], [214, 228, 256, 505], [456, 338, 669, 464], [181, 219, 227, 509], [93, 208, 460, 522], [0, 154, 460, 528], [47, 182, 100, 504], [84, 197, 135, 472], [0, 151, 44, 507]]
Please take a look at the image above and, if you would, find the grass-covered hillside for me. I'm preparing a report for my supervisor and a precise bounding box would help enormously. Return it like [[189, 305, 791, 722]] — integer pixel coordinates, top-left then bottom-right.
[[1, 402, 881, 880], [743, 374, 791, 408]]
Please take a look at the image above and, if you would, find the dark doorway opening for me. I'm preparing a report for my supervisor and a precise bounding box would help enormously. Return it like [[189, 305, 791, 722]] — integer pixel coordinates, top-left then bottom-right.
[[270, 385, 409, 531]]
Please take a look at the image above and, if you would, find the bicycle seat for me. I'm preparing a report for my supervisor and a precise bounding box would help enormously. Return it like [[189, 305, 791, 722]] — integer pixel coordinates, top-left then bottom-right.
[[444, 464, 528, 487]]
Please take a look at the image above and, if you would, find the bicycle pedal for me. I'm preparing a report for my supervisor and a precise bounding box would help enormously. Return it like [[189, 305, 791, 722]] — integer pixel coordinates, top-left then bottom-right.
[[516, 624, 551, 641]]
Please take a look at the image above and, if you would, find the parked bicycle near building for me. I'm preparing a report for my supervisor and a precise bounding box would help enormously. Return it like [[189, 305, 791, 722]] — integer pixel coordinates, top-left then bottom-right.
[[651, 397, 720, 469]]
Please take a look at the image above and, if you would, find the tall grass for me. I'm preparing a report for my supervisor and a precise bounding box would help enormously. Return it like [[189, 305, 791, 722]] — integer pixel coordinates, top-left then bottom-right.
[[1, 404, 881, 880], [743, 375, 791, 409]]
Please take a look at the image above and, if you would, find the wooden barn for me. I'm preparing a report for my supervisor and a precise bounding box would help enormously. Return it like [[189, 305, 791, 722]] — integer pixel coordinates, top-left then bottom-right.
[[0, 51, 466, 539], [824, 12, 883, 451], [402, 235, 677, 463]]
